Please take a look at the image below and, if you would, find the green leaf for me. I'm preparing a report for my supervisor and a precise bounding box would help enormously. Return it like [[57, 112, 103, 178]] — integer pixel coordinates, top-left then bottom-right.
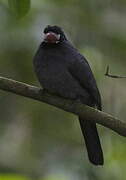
[[8, 0, 31, 18]]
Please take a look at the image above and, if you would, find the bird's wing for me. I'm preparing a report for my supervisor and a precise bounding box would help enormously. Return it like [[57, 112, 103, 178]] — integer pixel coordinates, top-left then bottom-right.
[[69, 53, 102, 110]]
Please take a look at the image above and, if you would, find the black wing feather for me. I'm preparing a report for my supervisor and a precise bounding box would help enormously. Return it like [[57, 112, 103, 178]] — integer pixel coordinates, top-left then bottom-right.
[[69, 53, 102, 110]]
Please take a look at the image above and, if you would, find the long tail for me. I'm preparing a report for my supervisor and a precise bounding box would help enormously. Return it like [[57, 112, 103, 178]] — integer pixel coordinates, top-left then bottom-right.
[[79, 117, 104, 165]]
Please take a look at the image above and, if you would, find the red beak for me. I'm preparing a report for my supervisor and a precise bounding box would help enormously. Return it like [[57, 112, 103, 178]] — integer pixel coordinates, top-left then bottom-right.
[[44, 32, 60, 43]]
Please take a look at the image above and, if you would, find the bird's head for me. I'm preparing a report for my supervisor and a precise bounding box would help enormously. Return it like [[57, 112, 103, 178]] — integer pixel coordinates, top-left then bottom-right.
[[43, 25, 67, 44]]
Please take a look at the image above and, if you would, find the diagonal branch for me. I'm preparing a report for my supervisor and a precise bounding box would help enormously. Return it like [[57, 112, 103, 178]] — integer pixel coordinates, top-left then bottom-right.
[[0, 76, 126, 137]]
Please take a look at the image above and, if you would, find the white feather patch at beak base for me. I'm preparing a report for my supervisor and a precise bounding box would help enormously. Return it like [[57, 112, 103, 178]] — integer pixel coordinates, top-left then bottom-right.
[[44, 32, 60, 43]]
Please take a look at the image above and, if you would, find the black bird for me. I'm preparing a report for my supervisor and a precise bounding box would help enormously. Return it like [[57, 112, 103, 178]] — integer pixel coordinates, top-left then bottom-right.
[[33, 25, 104, 165]]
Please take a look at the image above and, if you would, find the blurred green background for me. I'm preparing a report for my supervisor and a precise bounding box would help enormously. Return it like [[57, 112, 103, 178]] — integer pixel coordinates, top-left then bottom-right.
[[0, 0, 126, 179]]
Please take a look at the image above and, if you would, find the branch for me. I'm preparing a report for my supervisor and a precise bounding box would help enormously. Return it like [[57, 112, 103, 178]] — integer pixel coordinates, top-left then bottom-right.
[[0, 76, 126, 137], [105, 65, 126, 78]]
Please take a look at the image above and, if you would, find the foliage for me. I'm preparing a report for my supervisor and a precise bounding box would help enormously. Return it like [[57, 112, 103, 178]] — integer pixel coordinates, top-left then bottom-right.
[[0, 174, 30, 180], [8, 0, 31, 18]]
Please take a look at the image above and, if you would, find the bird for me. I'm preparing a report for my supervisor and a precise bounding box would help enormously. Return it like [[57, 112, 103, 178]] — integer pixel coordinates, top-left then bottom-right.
[[33, 25, 104, 165]]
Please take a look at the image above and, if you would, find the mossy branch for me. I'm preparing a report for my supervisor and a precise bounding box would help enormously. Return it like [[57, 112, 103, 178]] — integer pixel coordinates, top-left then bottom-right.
[[0, 75, 126, 137]]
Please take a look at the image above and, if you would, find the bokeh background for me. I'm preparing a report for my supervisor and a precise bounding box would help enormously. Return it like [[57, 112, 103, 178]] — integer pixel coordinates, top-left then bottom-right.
[[0, 0, 126, 179]]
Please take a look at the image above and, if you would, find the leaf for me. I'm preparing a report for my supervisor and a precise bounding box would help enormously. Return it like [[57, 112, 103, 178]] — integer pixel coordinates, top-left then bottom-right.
[[8, 0, 31, 18]]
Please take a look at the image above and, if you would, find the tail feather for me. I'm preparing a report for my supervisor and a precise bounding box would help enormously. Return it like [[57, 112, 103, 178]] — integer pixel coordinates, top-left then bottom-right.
[[79, 117, 104, 165]]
